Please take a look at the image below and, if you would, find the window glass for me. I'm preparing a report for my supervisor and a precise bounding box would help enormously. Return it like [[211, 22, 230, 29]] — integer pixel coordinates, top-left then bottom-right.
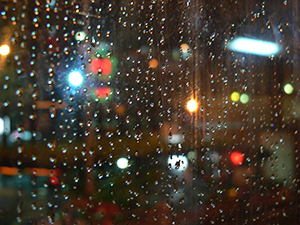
[[0, 0, 299, 224]]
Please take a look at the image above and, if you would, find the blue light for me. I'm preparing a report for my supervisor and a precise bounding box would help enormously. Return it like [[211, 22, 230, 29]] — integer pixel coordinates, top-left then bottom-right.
[[228, 37, 280, 56], [68, 71, 83, 86]]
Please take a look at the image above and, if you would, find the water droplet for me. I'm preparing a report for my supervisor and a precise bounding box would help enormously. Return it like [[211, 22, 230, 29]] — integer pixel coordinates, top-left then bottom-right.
[[49, 155, 57, 163], [17, 145, 24, 154], [126, 178, 132, 185], [74, 175, 79, 183], [63, 192, 69, 200], [32, 154, 37, 161]]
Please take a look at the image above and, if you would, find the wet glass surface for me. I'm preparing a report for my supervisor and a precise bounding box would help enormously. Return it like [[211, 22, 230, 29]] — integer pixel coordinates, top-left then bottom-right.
[[0, 0, 299, 224]]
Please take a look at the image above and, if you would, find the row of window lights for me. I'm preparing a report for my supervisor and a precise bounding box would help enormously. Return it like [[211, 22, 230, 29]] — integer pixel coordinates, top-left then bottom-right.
[[187, 83, 294, 113], [119, 151, 243, 172], [168, 151, 243, 172], [185, 94, 250, 113]]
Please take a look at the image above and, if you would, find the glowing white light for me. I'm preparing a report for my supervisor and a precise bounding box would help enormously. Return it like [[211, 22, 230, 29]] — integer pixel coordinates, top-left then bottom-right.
[[117, 158, 129, 169], [0, 45, 10, 56], [284, 83, 294, 94], [228, 37, 280, 56], [75, 31, 86, 41], [187, 99, 198, 112], [168, 155, 188, 171], [168, 134, 183, 144], [68, 71, 83, 86]]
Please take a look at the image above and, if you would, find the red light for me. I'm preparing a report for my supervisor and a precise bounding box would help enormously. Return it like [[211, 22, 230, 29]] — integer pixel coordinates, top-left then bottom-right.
[[230, 151, 244, 165], [95, 87, 112, 99], [50, 176, 59, 185], [90, 58, 113, 75], [48, 37, 59, 54]]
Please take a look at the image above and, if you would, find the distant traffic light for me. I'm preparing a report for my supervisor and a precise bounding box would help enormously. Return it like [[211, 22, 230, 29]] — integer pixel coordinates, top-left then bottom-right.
[[50, 176, 59, 185], [230, 92, 249, 104], [88, 48, 118, 81], [230, 92, 240, 102], [91, 58, 113, 75], [95, 87, 113, 101], [230, 151, 244, 165], [284, 83, 294, 94], [240, 93, 249, 104]]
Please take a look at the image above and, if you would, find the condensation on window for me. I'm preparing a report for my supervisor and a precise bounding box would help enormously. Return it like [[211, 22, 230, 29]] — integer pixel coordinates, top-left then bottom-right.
[[0, 0, 299, 224]]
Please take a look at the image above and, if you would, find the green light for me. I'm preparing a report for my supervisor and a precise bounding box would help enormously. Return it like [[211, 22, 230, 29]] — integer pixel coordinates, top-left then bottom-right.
[[231, 92, 240, 102], [240, 93, 249, 104], [284, 83, 294, 94]]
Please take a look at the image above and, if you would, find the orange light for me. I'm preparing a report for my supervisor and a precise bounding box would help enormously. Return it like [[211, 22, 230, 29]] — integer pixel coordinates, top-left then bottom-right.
[[115, 104, 126, 115], [149, 59, 158, 68], [25, 168, 61, 177], [0, 167, 18, 176], [230, 151, 244, 165], [0, 167, 61, 177]]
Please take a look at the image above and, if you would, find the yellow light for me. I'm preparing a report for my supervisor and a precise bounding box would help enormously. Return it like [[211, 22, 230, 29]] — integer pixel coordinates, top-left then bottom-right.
[[75, 31, 86, 41], [187, 99, 198, 112], [0, 44, 10, 56], [230, 91, 240, 102]]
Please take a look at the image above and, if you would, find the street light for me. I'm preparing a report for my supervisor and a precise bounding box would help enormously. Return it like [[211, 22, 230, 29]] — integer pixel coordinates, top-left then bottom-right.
[[186, 99, 198, 112], [0, 44, 10, 56], [284, 83, 294, 94], [68, 71, 83, 86], [117, 158, 129, 169]]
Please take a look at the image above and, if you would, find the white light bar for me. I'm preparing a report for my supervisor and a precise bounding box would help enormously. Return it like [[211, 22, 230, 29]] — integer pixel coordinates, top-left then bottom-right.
[[228, 37, 280, 56], [168, 155, 188, 171]]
